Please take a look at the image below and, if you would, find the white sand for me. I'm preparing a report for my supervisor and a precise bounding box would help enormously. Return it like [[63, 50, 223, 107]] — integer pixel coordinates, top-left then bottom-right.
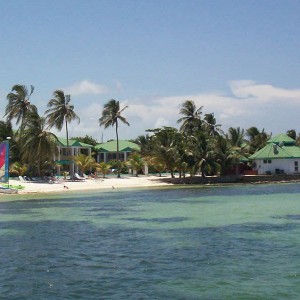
[[8, 175, 172, 194]]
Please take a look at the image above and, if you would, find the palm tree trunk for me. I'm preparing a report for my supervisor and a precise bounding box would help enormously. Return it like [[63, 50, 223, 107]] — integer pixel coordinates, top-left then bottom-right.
[[115, 120, 120, 178], [65, 119, 72, 176], [37, 158, 41, 176]]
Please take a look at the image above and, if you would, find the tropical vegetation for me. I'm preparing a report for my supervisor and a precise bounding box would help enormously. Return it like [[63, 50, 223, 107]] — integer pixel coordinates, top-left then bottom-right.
[[99, 99, 130, 177], [45, 90, 80, 158], [3, 83, 299, 179]]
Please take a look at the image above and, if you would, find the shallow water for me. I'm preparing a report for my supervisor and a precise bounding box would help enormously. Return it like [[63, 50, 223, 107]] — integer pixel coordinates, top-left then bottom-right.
[[1, 183, 300, 299]]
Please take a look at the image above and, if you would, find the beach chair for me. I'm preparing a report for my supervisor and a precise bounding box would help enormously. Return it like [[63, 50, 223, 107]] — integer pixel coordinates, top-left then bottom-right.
[[19, 176, 30, 183], [74, 173, 85, 181]]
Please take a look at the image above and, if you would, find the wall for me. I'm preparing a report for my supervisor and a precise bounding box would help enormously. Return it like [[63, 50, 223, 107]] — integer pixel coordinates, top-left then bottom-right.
[[253, 159, 300, 175], [159, 174, 300, 185]]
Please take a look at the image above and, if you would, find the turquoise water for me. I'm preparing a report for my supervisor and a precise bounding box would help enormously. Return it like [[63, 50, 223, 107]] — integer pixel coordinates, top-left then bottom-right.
[[1, 183, 300, 299]]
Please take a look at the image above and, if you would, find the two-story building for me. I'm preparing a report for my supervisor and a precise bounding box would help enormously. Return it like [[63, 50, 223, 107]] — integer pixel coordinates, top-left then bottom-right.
[[95, 140, 140, 163], [55, 137, 93, 176], [94, 140, 148, 174]]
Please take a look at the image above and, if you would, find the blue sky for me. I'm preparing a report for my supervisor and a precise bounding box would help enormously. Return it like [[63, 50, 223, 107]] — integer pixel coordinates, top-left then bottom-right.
[[1, 0, 300, 141]]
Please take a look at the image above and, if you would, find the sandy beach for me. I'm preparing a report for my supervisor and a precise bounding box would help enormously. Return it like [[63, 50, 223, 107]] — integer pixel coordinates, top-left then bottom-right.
[[5, 175, 172, 194]]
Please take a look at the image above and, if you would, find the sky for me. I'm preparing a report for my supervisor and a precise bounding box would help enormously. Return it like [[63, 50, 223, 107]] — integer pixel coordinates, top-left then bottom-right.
[[1, 0, 300, 142]]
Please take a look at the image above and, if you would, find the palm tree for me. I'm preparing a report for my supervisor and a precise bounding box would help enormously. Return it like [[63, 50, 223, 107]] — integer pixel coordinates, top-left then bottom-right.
[[133, 134, 153, 156], [127, 152, 144, 176], [203, 113, 223, 137], [99, 99, 129, 177], [72, 154, 96, 175], [147, 156, 165, 177], [286, 129, 297, 140], [214, 135, 240, 176], [246, 127, 270, 154], [21, 110, 58, 176], [5, 84, 36, 134], [147, 127, 180, 178], [10, 162, 28, 176], [190, 132, 216, 177], [95, 162, 111, 178], [177, 100, 203, 134], [227, 127, 246, 148], [45, 90, 80, 158]]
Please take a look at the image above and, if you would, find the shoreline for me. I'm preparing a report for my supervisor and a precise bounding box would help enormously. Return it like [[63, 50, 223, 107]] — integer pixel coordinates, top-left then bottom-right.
[[2, 175, 173, 195], [2, 174, 300, 195]]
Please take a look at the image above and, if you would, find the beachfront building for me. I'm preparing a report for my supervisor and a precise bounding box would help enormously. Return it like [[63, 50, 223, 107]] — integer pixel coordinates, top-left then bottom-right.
[[54, 137, 93, 176], [249, 134, 300, 175], [95, 140, 139, 162], [95, 140, 148, 174]]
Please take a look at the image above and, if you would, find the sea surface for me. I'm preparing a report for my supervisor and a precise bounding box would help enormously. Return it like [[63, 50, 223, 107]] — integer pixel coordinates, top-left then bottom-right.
[[1, 183, 300, 299]]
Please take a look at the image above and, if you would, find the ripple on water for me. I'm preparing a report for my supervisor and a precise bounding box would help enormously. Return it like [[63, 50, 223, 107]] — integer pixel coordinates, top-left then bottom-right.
[[1, 183, 300, 298]]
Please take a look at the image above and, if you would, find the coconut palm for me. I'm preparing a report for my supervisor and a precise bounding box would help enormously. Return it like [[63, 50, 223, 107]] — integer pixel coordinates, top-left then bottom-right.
[[177, 100, 203, 134], [246, 127, 270, 154], [127, 152, 144, 176], [5, 84, 36, 134], [147, 127, 180, 178], [227, 127, 246, 148], [133, 134, 153, 156], [203, 113, 223, 137], [21, 110, 58, 176], [286, 129, 297, 140], [147, 156, 165, 176], [10, 162, 28, 176], [45, 90, 80, 157], [213, 135, 243, 176], [72, 153, 96, 175], [95, 162, 111, 178], [99, 99, 129, 177]]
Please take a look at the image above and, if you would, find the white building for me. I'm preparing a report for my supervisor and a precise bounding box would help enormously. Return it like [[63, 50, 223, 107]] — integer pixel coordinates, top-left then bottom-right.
[[249, 134, 300, 175]]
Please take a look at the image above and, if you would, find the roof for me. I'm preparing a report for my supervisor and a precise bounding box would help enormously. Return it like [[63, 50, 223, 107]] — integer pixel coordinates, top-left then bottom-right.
[[267, 134, 295, 145], [95, 140, 140, 152], [250, 133, 300, 160], [56, 137, 93, 148]]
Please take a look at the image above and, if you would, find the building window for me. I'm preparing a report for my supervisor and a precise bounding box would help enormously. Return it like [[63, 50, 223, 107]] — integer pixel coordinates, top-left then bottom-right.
[[268, 160, 272, 164], [263, 160, 272, 164], [295, 161, 298, 172]]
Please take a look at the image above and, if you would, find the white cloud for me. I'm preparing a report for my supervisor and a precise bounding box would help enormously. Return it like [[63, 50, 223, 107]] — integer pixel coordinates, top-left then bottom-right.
[[229, 80, 300, 102], [69, 80, 300, 139], [115, 80, 122, 92], [64, 80, 108, 96], [4, 80, 300, 141], [154, 117, 170, 128]]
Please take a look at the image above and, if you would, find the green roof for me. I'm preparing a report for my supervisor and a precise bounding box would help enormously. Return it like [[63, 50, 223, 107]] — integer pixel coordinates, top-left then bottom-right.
[[95, 140, 140, 152], [56, 137, 93, 148], [249, 133, 300, 160], [267, 134, 295, 145]]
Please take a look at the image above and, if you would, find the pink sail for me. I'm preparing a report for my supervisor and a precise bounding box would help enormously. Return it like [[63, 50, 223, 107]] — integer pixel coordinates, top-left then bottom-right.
[[0, 141, 9, 182]]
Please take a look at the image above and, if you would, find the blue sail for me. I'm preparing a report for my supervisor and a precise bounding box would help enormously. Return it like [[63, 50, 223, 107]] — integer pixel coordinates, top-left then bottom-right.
[[0, 141, 9, 183]]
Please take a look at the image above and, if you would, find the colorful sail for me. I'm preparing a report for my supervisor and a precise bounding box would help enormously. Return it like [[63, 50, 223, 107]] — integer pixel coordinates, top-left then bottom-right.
[[0, 141, 9, 183]]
